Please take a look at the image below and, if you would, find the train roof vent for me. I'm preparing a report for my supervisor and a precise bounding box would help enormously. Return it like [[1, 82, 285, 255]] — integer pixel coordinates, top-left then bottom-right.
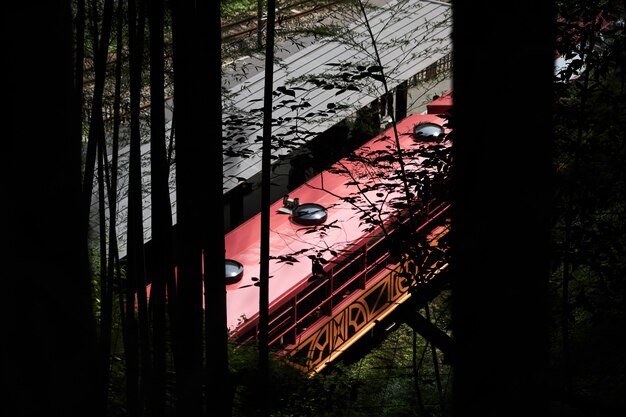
[[413, 122, 444, 140], [292, 203, 328, 226], [225, 259, 244, 285]]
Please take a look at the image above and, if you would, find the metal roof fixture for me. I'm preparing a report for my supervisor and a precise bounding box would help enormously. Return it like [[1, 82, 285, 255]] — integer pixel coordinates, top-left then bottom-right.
[[413, 122, 444, 141], [225, 259, 244, 285], [291, 203, 328, 226], [277, 195, 300, 214]]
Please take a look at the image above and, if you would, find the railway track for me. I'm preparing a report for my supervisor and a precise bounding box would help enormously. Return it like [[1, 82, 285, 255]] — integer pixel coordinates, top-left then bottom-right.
[[222, 0, 341, 41]]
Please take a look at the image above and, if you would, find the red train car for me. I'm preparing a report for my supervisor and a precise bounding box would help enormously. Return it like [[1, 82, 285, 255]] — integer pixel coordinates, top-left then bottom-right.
[[426, 90, 453, 115], [224, 107, 453, 373]]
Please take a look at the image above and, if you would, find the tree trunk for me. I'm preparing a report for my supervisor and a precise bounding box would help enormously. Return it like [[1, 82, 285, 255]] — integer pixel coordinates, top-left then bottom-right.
[[171, 0, 205, 414], [147, 1, 174, 416], [99, 0, 126, 411], [83, 0, 114, 234], [197, 1, 232, 416], [126, 0, 150, 414], [450, 2, 554, 417], [6, 1, 100, 415], [259, 1, 277, 415]]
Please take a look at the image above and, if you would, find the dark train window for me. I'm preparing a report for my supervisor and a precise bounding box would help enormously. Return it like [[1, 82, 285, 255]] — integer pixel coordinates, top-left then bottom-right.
[[332, 249, 365, 292]]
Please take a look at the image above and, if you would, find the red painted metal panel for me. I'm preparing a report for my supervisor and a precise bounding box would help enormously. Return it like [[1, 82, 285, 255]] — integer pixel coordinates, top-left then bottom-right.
[[224, 112, 451, 332], [426, 90, 453, 115]]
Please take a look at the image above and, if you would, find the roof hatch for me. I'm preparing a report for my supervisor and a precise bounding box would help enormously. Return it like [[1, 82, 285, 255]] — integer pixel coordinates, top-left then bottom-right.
[[225, 259, 244, 285], [413, 122, 444, 140], [292, 203, 328, 226]]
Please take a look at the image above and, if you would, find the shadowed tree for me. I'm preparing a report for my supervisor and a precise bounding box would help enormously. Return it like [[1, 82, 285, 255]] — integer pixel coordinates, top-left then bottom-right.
[[125, 1, 152, 415], [552, 1, 626, 413], [83, 0, 115, 231], [171, 1, 229, 415], [450, 2, 554, 417], [99, 0, 126, 412], [6, 1, 100, 416], [171, 0, 205, 414], [147, 1, 175, 416], [199, 1, 231, 416]]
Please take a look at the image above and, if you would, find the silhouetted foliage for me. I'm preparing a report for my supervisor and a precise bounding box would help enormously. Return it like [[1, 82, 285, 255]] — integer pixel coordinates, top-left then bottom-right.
[[552, 1, 626, 414]]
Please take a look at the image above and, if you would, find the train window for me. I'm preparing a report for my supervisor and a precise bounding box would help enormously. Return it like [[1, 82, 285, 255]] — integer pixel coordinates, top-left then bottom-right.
[[291, 203, 328, 226], [296, 280, 330, 332], [225, 259, 244, 285], [366, 230, 392, 265], [331, 277, 363, 307], [413, 122, 444, 140], [332, 250, 365, 292], [268, 301, 296, 345]]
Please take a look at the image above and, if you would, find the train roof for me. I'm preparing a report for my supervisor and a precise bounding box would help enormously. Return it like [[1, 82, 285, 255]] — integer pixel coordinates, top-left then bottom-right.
[[426, 89, 452, 115], [92, 0, 452, 259], [222, 0, 452, 194], [224, 112, 451, 331]]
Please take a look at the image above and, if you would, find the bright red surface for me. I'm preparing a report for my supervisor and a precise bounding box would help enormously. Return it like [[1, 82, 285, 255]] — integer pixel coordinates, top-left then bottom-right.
[[224, 113, 450, 331], [426, 90, 453, 115]]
